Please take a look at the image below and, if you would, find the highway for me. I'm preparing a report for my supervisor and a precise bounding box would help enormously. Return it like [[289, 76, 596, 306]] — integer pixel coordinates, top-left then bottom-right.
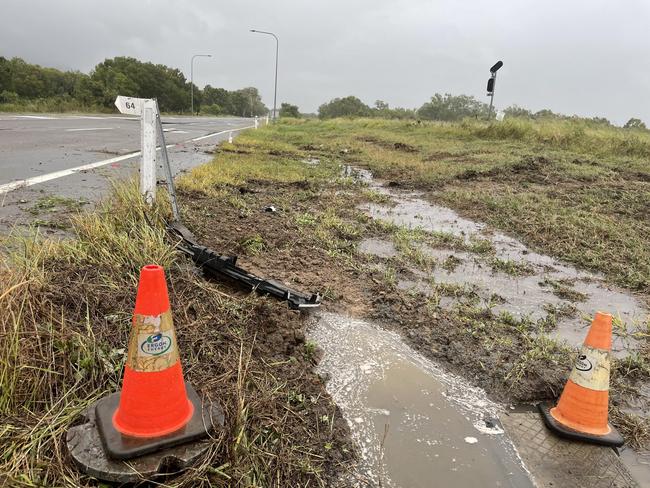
[[0, 114, 254, 231]]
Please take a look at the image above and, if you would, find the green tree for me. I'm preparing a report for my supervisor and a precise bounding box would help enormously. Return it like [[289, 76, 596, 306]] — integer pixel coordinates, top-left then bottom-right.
[[0, 55, 268, 115], [90, 57, 190, 111], [417, 94, 488, 121], [374, 100, 389, 111], [318, 96, 371, 119], [0, 57, 11, 92], [371, 100, 415, 119], [624, 118, 647, 130], [203, 86, 232, 112], [533, 109, 556, 119], [202, 104, 222, 116], [279, 102, 300, 118], [504, 105, 533, 118], [234, 87, 267, 116]]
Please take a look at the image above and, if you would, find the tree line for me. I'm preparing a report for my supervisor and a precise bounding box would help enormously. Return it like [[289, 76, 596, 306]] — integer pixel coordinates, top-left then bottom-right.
[[1, 56, 646, 128], [0, 56, 267, 115], [315, 95, 646, 129]]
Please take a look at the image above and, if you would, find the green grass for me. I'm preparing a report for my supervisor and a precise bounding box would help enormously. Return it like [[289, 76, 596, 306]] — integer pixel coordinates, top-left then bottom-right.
[[240, 235, 266, 255], [177, 131, 342, 194], [224, 118, 649, 296], [27, 195, 88, 215], [540, 278, 589, 302], [0, 98, 109, 114], [490, 257, 534, 276]]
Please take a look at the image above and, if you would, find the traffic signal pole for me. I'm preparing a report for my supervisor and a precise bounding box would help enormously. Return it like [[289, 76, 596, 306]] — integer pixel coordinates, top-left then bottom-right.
[[487, 73, 497, 120], [486, 60, 503, 121]]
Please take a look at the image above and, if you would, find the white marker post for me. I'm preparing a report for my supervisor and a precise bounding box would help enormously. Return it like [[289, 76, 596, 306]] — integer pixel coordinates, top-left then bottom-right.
[[114, 95, 157, 203], [254, 116, 259, 129], [140, 100, 157, 203]]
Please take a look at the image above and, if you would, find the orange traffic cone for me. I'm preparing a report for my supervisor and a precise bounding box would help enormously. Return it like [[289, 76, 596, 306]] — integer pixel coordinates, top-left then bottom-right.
[[113, 264, 193, 436], [95, 264, 217, 460], [539, 311, 624, 446]]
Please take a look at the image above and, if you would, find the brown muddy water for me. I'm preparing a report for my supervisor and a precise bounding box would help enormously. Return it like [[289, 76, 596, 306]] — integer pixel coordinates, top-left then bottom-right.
[[310, 312, 533, 487], [357, 174, 649, 357]]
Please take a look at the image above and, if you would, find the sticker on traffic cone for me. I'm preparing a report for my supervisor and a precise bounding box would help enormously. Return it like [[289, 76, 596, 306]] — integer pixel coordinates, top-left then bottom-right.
[[66, 265, 224, 482], [538, 311, 624, 446]]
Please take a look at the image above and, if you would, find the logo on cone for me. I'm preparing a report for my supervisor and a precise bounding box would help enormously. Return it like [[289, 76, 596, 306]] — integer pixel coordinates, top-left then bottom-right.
[[539, 311, 624, 446]]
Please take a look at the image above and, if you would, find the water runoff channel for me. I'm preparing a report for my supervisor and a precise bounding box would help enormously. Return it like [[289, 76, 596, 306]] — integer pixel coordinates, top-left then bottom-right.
[[306, 164, 649, 487]]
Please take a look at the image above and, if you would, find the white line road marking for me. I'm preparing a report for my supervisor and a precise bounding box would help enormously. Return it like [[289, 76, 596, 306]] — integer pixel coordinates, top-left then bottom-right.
[[190, 125, 253, 142], [15, 115, 57, 120], [8, 115, 137, 121], [0, 124, 255, 194], [0, 151, 141, 194], [65, 127, 114, 132], [73, 116, 136, 121]]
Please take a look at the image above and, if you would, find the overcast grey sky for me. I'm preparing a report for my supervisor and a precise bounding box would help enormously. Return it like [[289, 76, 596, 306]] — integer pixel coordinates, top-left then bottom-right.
[[2, 0, 649, 124]]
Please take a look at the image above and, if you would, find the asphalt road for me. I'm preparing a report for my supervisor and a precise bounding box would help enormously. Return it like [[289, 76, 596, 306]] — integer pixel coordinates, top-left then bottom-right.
[[0, 114, 254, 232]]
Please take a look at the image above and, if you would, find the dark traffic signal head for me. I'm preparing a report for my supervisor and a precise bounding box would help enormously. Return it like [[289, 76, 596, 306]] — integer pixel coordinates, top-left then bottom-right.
[[487, 77, 495, 93], [490, 60, 503, 73]]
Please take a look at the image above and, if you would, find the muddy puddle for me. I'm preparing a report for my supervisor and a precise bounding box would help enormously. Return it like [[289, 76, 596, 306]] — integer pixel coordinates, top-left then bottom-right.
[[310, 312, 532, 487], [357, 173, 649, 356]]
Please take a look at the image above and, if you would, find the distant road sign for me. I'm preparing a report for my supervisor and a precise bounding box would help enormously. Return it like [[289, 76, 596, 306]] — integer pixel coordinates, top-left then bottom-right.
[[114, 96, 147, 116]]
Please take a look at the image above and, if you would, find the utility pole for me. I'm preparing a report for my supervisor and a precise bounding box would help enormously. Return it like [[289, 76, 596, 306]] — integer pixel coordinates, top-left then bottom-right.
[[190, 54, 211, 115], [250, 29, 279, 121]]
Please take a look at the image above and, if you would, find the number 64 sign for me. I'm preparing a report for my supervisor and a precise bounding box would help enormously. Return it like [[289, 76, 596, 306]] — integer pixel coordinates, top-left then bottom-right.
[[114, 96, 146, 116]]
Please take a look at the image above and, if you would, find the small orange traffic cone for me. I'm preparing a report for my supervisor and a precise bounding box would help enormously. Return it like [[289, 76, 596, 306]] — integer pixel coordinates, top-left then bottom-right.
[[539, 311, 624, 446], [112, 264, 193, 437], [94, 264, 218, 460]]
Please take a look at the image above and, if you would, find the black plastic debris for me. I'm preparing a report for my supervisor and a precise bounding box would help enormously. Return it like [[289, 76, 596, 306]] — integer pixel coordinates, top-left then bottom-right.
[[168, 221, 321, 310]]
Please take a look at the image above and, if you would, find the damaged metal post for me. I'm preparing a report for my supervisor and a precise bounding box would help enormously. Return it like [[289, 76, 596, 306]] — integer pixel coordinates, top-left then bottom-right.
[[168, 221, 321, 310], [154, 100, 180, 221]]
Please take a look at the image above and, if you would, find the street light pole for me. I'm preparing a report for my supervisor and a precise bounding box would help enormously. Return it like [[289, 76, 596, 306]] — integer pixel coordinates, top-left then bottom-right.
[[250, 29, 279, 121], [191, 54, 211, 115]]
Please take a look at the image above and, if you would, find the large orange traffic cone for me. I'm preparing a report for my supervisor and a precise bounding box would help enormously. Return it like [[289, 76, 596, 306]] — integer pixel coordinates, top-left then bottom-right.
[[94, 264, 219, 460], [538, 311, 624, 446], [112, 264, 193, 437]]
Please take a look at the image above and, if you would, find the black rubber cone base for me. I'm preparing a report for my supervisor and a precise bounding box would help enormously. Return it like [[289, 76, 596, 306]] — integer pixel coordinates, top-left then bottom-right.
[[66, 384, 224, 483], [94, 384, 218, 460], [538, 402, 624, 447]]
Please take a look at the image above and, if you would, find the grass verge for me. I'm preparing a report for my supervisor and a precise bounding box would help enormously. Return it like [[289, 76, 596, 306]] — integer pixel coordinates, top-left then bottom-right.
[[0, 180, 352, 487], [244, 118, 650, 295]]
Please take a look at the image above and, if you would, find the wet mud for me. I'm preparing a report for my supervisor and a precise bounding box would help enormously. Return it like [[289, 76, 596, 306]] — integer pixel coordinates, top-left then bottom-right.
[[359, 176, 649, 357]]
